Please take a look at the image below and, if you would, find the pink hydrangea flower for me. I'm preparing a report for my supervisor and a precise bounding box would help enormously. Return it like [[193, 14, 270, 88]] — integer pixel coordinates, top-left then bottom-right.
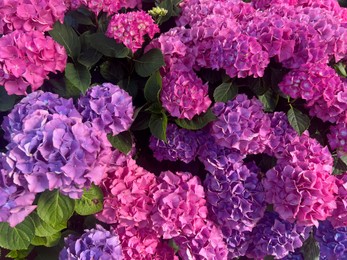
[[0, 30, 67, 95], [96, 152, 157, 227], [0, 0, 68, 34], [151, 171, 208, 239], [106, 11, 159, 53], [328, 173, 347, 228], [161, 70, 211, 120]]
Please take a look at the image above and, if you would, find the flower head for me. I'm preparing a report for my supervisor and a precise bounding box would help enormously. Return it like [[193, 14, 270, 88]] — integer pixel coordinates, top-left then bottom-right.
[[328, 173, 347, 228]]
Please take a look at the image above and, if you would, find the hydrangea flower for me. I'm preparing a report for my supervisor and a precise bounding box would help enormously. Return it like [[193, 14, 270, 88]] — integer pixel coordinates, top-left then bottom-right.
[[328, 122, 347, 157], [0, 154, 36, 227], [224, 229, 250, 258], [2, 91, 81, 142], [106, 11, 159, 53], [315, 220, 347, 259], [6, 110, 112, 199], [78, 83, 134, 136], [328, 173, 347, 228], [161, 70, 211, 120], [59, 225, 123, 260], [204, 163, 266, 233], [173, 220, 228, 260], [246, 211, 311, 259], [0, 30, 67, 95], [0, 0, 68, 34], [151, 171, 208, 239], [211, 94, 271, 154], [149, 124, 199, 163], [96, 153, 157, 227]]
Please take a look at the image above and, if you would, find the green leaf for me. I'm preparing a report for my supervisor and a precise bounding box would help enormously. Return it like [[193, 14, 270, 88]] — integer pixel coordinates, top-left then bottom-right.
[[78, 48, 102, 68], [75, 184, 104, 215], [175, 109, 217, 130], [302, 233, 320, 260], [144, 71, 162, 103], [287, 107, 310, 135], [168, 239, 180, 254], [49, 22, 81, 60], [157, 0, 182, 24], [100, 61, 126, 84], [134, 49, 165, 77], [131, 111, 150, 131], [65, 63, 91, 94], [333, 155, 347, 175], [0, 216, 35, 250], [6, 246, 34, 259], [249, 77, 269, 96], [213, 82, 237, 102], [334, 62, 347, 78], [107, 131, 133, 155], [0, 86, 17, 111], [87, 33, 129, 58], [31, 232, 61, 247], [258, 88, 279, 112], [31, 212, 66, 238], [64, 9, 94, 27], [149, 112, 168, 142], [37, 190, 75, 228], [64, 77, 83, 98]]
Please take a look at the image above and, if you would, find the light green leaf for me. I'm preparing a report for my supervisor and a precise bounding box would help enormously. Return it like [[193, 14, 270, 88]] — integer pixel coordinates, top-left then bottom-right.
[[213, 82, 237, 102], [175, 109, 216, 130], [31, 232, 61, 247], [287, 107, 310, 135], [75, 184, 104, 216], [134, 49, 165, 77], [65, 63, 91, 94], [6, 246, 34, 259], [31, 212, 66, 238]]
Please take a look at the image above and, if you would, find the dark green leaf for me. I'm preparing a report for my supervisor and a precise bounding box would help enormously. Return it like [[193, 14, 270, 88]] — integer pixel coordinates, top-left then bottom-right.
[[31, 212, 66, 238], [258, 88, 279, 112], [78, 48, 102, 67], [117, 78, 138, 98], [333, 155, 347, 175], [175, 109, 217, 130], [144, 71, 162, 102], [134, 49, 165, 77], [249, 77, 269, 96], [302, 233, 320, 260], [131, 111, 150, 131], [64, 77, 84, 98], [100, 61, 126, 83], [65, 63, 91, 94], [75, 184, 104, 215], [287, 107, 310, 135], [31, 232, 61, 247], [97, 13, 110, 33], [0, 216, 35, 250], [147, 102, 163, 114], [37, 190, 75, 228], [213, 82, 237, 102], [0, 86, 17, 111], [149, 112, 168, 142], [49, 22, 81, 60], [87, 33, 129, 58], [107, 131, 133, 155], [64, 9, 94, 27], [6, 246, 33, 259]]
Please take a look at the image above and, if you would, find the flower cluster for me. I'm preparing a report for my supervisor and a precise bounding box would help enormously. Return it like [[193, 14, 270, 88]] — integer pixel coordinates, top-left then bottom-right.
[[0, 0, 68, 34], [78, 83, 134, 136], [0, 30, 67, 95], [328, 173, 347, 228], [106, 11, 159, 53], [149, 123, 199, 163], [328, 122, 347, 157], [59, 225, 123, 259]]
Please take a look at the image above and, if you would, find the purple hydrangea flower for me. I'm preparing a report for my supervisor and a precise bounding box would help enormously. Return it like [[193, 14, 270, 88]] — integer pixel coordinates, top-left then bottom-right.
[[7, 110, 112, 199], [211, 94, 271, 155], [1, 90, 81, 141], [59, 225, 123, 260], [315, 220, 347, 259], [328, 122, 347, 157], [280, 249, 304, 260], [78, 83, 134, 136], [246, 211, 311, 259], [0, 154, 36, 227], [149, 124, 199, 163]]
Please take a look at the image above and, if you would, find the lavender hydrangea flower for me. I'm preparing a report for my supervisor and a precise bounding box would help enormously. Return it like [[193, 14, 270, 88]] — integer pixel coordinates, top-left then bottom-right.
[[78, 83, 134, 136], [1, 90, 81, 141], [0, 154, 36, 227], [59, 225, 123, 260], [315, 220, 347, 259], [149, 124, 199, 163], [246, 211, 311, 259]]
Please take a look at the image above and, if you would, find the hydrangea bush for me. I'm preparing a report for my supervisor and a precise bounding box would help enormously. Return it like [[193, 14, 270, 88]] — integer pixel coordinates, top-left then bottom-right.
[[1, 0, 347, 259]]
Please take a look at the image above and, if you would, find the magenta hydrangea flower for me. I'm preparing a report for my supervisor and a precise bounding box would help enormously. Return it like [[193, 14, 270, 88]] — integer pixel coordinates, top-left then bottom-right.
[[149, 124, 199, 163], [246, 211, 311, 259], [106, 11, 159, 53], [204, 163, 266, 233], [78, 83, 134, 136], [328, 122, 347, 157], [6, 110, 112, 199], [161, 70, 211, 120], [2, 91, 81, 142], [0, 154, 36, 227], [173, 220, 228, 260], [0, 30, 67, 95], [211, 94, 271, 154], [315, 220, 347, 259], [151, 171, 208, 239], [59, 225, 123, 260], [328, 173, 347, 228], [0, 0, 68, 34], [96, 153, 157, 227]]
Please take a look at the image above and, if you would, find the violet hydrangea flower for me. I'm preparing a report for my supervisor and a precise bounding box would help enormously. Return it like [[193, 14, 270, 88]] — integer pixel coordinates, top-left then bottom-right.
[[59, 225, 123, 260], [149, 123, 199, 163], [328, 122, 347, 157], [78, 83, 134, 136], [328, 173, 347, 228]]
